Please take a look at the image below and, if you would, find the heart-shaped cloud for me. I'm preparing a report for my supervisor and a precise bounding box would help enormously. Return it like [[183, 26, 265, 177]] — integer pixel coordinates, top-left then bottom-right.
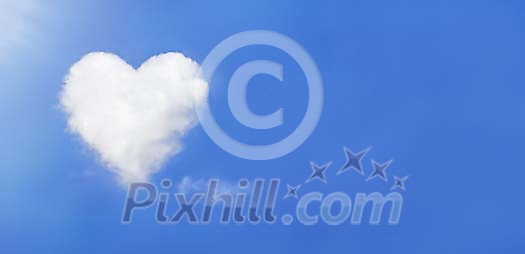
[[60, 52, 208, 183]]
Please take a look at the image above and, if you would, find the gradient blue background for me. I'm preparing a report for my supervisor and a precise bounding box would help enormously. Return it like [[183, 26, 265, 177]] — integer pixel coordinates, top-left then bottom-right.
[[1, 0, 524, 253]]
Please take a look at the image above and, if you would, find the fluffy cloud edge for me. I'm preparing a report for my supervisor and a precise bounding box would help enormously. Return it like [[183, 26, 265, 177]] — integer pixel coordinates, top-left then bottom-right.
[[60, 52, 208, 184]]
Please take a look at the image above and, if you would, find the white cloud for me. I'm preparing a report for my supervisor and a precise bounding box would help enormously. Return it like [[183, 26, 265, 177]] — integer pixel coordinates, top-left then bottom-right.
[[176, 177, 240, 194], [176, 177, 208, 194], [60, 52, 208, 184]]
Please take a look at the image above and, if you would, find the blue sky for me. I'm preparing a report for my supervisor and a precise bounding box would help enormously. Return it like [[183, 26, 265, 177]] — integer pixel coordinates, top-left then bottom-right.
[[1, 0, 525, 253]]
